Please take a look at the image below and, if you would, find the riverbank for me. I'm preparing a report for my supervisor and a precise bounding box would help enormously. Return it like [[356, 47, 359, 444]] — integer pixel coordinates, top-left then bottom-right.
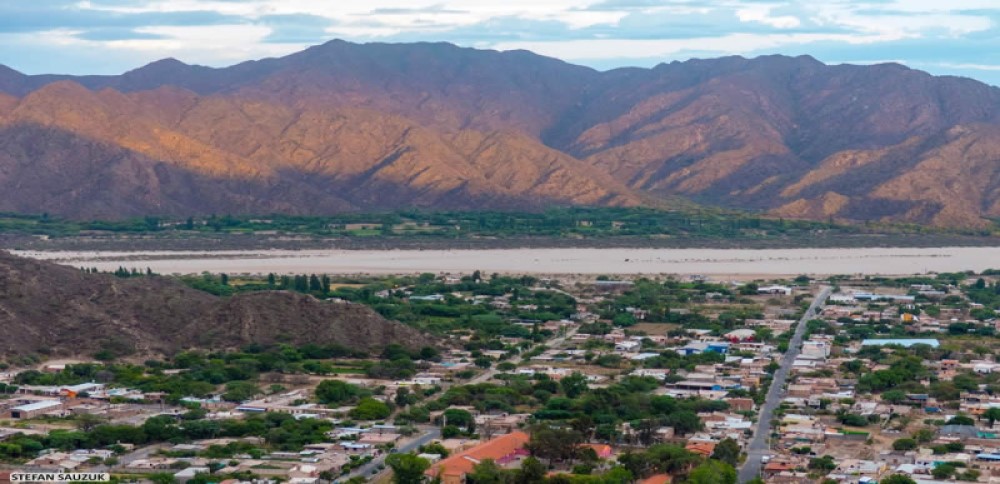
[[2, 231, 1000, 253]]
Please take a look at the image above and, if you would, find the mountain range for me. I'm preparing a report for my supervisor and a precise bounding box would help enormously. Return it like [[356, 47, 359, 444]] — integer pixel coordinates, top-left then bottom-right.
[[2, 40, 999, 227]]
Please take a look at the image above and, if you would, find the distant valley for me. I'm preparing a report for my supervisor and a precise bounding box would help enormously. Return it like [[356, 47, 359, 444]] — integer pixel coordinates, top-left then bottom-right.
[[2, 40, 1000, 228]]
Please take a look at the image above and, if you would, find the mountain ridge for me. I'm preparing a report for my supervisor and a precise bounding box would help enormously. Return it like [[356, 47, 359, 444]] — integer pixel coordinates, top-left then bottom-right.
[[2, 40, 1000, 227]]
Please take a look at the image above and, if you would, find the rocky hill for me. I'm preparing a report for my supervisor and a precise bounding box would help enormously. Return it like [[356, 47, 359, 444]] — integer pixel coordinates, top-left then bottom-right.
[[2, 41, 1000, 227], [0, 251, 428, 357]]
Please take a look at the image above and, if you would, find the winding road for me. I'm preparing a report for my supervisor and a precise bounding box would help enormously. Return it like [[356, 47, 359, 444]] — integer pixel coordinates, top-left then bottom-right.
[[738, 286, 831, 483]]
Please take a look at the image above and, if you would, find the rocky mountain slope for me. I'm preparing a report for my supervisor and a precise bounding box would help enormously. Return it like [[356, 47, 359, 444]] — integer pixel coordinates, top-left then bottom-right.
[[2, 41, 1000, 227], [0, 251, 428, 356]]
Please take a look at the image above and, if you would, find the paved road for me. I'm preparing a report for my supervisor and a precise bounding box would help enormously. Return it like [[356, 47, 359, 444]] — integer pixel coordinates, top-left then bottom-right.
[[738, 286, 831, 483], [346, 427, 441, 481]]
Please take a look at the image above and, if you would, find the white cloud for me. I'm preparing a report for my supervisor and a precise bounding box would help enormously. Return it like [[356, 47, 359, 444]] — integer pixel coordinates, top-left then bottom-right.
[[492, 32, 903, 62], [3, 0, 1000, 86], [933, 62, 1000, 72], [736, 5, 801, 29]]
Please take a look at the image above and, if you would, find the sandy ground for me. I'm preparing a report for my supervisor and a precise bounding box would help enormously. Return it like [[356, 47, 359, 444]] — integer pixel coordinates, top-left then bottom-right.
[[13, 246, 998, 277]]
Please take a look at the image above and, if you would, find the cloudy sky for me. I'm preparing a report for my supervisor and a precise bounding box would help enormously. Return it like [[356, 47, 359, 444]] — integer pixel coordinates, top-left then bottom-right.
[[2, 0, 999, 85]]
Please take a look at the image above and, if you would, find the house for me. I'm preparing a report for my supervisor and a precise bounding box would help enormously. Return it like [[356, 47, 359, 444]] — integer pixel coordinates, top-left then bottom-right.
[[476, 413, 530, 434], [764, 461, 798, 478], [59, 383, 105, 398], [426, 432, 530, 484], [26, 453, 81, 470], [801, 340, 832, 358], [358, 433, 401, 444], [615, 341, 641, 353], [724, 329, 756, 342], [758, 285, 793, 296], [631, 369, 671, 380], [829, 294, 858, 304], [678, 342, 729, 356], [726, 398, 755, 412], [9, 399, 63, 419], [830, 459, 886, 481], [854, 293, 916, 303], [685, 442, 716, 457], [175, 467, 211, 484]]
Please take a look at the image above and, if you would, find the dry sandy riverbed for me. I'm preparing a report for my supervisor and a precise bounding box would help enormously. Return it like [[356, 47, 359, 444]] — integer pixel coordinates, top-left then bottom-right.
[[13, 246, 1000, 277]]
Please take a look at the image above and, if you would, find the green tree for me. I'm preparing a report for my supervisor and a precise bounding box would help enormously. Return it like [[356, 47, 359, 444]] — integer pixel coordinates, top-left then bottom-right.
[[881, 390, 907, 404], [838, 413, 869, 427], [350, 397, 391, 420], [527, 425, 584, 464], [892, 438, 917, 451], [395, 387, 413, 407], [947, 415, 975, 426], [687, 460, 737, 484], [957, 469, 981, 481], [932, 463, 956, 480], [315, 380, 360, 405], [808, 456, 837, 473], [467, 459, 509, 484], [665, 410, 702, 435], [386, 453, 430, 484], [222, 381, 260, 402], [983, 407, 1000, 427], [602, 466, 633, 484], [560, 372, 589, 398], [418, 442, 450, 458], [75, 413, 108, 432], [710, 438, 740, 467], [880, 476, 916, 484], [443, 409, 476, 433], [516, 457, 546, 484], [646, 444, 700, 475], [148, 473, 178, 484], [442, 425, 462, 439], [912, 428, 935, 443]]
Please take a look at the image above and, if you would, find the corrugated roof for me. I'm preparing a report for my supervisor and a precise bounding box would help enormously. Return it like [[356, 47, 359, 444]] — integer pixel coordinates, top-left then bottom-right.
[[12, 400, 62, 412]]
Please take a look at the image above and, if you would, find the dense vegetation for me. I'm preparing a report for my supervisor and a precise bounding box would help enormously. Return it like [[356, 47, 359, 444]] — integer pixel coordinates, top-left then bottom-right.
[[12, 343, 440, 404], [180, 271, 572, 340], [0, 412, 332, 461], [0, 207, 851, 240]]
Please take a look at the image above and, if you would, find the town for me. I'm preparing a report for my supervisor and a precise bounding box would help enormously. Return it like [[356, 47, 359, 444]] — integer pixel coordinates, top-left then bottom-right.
[[1, 270, 999, 484]]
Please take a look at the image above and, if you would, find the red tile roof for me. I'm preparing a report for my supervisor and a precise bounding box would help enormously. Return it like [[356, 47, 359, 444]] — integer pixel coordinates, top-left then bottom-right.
[[640, 474, 672, 484], [765, 462, 797, 472], [426, 431, 530, 478], [685, 442, 716, 457]]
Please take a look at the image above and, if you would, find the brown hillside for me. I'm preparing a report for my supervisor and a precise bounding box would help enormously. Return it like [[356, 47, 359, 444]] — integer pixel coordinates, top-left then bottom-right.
[[0, 251, 429, 357]]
